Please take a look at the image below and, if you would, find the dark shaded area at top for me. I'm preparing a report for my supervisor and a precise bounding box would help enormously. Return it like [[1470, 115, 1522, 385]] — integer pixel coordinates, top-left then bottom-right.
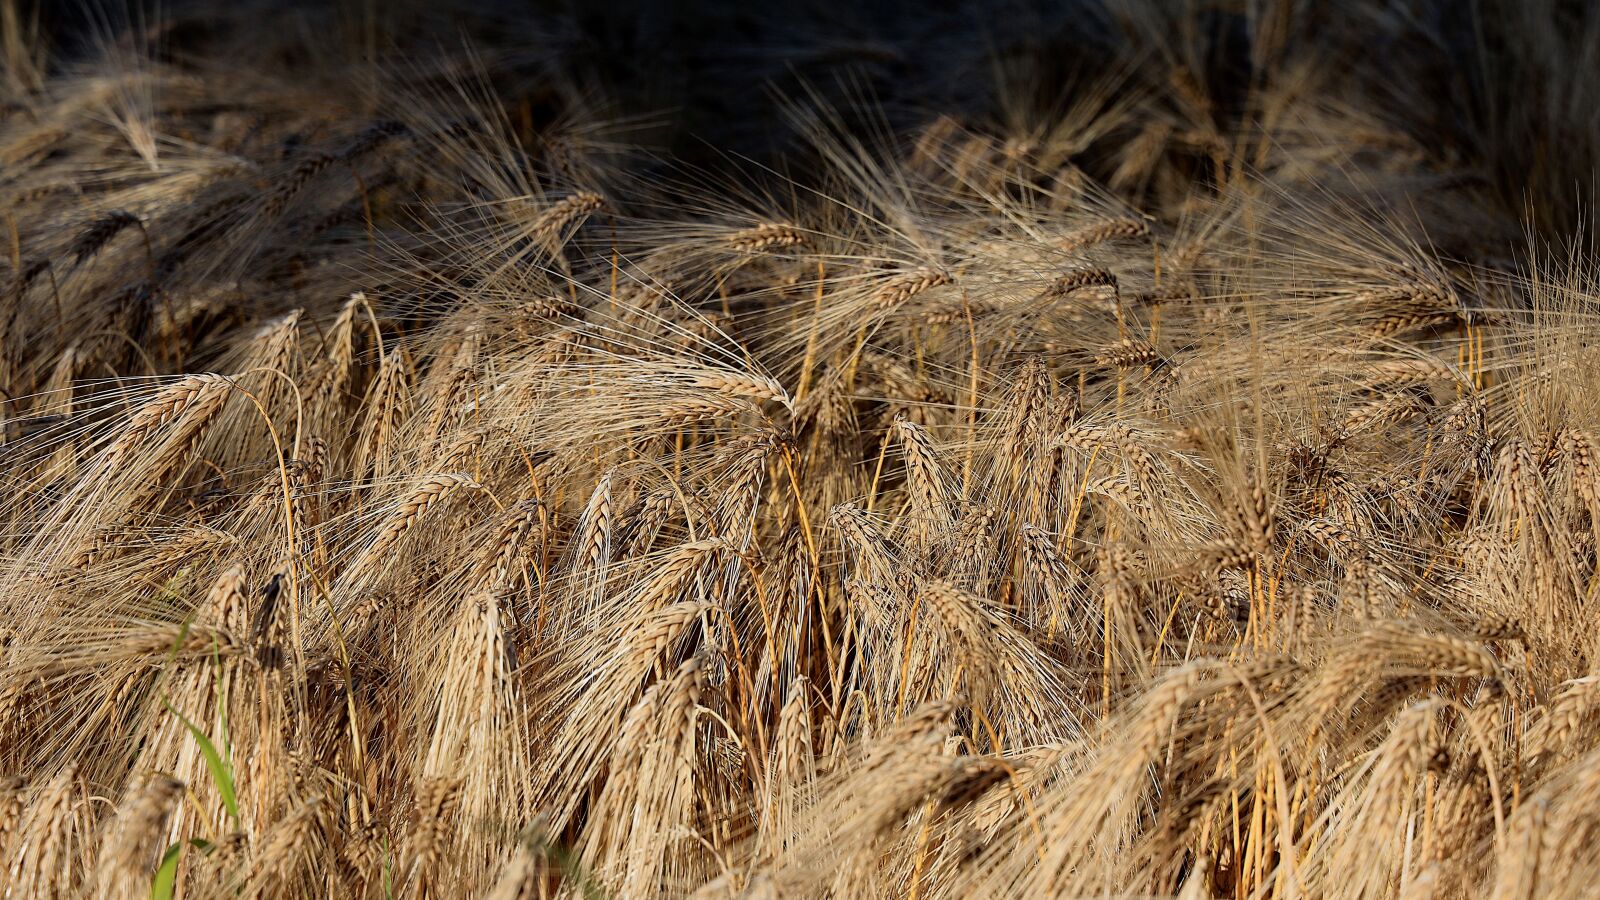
[[14, 0, 1600, 240]]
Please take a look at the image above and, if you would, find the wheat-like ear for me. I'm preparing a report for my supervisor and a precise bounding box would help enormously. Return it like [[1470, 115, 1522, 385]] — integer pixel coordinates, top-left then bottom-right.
[[530, 191, 604, 251], [70, 210, 143, 265], [1095, 338, 1161, 369], [94, 775, 184, 900], [873, 267, 953, 310], [759, 676, 817, 857], [354, 343, 414, 481], [726, 222, 809, 253], [575, 657, 709, 895], [12, 766, 87, 896], [262, 150, 339, 218], [1301, 700, 1443, 896], [830, 501, 900, 586], [575, 468, 615, 577], [102, 373, 232, 470], [1018, 523, 1088, 636], [342, 473, 480, 591], [416, 586, 531, 874], [1059, 216, 1150, 252], [892, 416, 956, 539], [534, 599, 710, 833], [473, 498, 545, 592], [242, 793, 331, 896], [1045, 266, 1118, 298]]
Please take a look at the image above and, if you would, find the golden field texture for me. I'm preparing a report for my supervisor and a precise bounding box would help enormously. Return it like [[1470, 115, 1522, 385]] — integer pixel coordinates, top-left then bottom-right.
[[2, 1, 1600, 896]]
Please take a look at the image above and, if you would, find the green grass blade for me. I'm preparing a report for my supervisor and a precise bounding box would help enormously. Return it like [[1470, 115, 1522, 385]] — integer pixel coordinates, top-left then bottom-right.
[[163, 700, 240, 824], [150, 842, 182, 900]]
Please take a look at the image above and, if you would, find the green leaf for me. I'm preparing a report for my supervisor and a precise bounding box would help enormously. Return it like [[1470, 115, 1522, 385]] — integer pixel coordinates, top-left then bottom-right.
[[163, 700, 239, 824], [151, 842, 181, 900]]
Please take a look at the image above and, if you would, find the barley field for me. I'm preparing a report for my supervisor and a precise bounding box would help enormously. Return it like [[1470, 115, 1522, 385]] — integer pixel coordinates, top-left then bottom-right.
[[2, 1, 1598, 897]]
